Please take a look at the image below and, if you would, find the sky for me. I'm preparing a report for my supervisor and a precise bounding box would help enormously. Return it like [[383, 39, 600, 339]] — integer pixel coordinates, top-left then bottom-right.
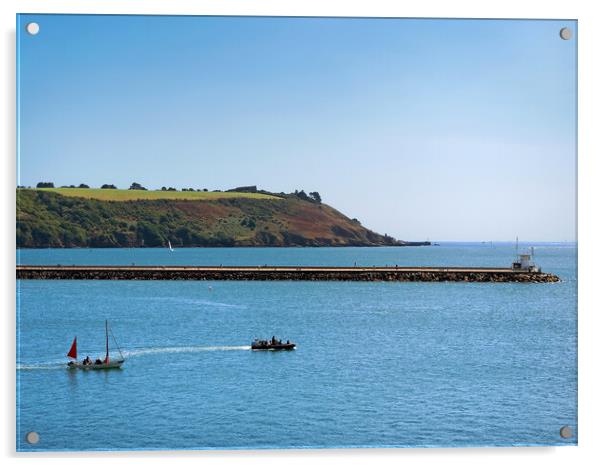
[[17, 15, 577, 241]]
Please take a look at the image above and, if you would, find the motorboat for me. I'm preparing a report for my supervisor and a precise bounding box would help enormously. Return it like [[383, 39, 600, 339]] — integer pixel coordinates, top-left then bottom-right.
[[251, 337, 295, 351]]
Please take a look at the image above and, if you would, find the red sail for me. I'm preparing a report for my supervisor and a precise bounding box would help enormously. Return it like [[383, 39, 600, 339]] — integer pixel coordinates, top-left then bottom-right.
[[67, 337, 77, 359]]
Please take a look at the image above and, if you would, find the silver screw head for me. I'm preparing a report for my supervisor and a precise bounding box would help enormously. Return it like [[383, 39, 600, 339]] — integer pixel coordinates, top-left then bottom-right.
[[25, 431, 39, 444], [559, 425, 573, 439], [559, 27, 572, 40], [26, 22, 40, 35]]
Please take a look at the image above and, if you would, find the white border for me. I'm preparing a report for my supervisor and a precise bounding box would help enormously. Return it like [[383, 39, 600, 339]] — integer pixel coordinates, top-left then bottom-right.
[[3, 1, 601, 465]]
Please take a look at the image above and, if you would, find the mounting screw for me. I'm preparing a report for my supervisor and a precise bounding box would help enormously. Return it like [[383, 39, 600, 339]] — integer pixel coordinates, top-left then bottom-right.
[[559, 27, 572, 40], [559, 425, 573, 439], [26, 22, 40, 36], [25, 431, 40, 444]]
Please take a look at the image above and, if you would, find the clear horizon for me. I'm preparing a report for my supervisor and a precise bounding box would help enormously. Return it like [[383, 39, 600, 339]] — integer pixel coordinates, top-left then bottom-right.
[[17, 15, 577, 242]]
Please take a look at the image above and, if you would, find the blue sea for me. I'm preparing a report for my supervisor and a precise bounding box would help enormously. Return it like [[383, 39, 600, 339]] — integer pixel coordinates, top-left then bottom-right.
[[16, 243, 577, 451]]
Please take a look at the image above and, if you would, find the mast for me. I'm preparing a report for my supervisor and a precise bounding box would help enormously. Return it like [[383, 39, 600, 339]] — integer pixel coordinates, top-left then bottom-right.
[[109, 325, 125, 361], [104, 320, 110, 364]]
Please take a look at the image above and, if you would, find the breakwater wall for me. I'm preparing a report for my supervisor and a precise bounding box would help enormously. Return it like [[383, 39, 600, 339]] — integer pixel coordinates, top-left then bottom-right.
[[16, 265, 560, 283]]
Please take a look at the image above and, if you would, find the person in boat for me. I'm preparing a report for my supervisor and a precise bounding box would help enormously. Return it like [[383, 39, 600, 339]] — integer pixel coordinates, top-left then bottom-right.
[[272, 336, 276, 345], [83, 356, 91, 365], [95, 358, 102, 365]]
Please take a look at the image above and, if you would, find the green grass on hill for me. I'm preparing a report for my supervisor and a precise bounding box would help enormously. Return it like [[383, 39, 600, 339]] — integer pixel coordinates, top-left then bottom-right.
[[16, 189, 401, 248], [28, 188, 281, 202]]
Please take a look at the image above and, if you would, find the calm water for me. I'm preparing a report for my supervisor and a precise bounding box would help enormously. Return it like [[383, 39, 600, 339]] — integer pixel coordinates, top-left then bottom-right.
[[16, 243, 577, 451]]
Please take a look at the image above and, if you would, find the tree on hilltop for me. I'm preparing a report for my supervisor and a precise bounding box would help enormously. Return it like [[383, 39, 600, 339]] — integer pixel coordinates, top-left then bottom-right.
[[129, 182, 147, 191], [309, 191, 322, 203], [294, 189, 310, 201]]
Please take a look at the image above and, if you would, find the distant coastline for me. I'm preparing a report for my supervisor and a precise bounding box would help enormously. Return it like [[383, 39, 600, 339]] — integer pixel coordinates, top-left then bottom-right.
[[17, 187, 430, 249]]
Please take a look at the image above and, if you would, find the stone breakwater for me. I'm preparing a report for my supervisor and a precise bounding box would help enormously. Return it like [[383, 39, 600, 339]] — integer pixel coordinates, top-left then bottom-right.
[[16, 266, 560, 283]]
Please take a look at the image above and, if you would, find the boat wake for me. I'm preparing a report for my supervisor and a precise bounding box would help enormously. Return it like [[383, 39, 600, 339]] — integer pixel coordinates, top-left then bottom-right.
[[123, 345, 251, 358], [17, 345, 251, 370], [132, 296, 247, 310], [17, 362, 66, 371]]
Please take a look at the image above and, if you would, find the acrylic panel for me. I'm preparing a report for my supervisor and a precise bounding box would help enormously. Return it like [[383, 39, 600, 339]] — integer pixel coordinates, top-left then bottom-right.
[[16, 14, 577, 451]]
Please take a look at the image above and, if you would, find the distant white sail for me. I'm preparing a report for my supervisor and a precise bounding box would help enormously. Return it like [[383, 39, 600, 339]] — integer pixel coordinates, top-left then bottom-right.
[[168, 240, 174, 252]]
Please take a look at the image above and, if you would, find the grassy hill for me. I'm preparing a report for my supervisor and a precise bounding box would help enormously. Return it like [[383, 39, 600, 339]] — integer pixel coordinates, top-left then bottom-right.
[[34, 188, 279, 201], [17, 188, 411, 248]]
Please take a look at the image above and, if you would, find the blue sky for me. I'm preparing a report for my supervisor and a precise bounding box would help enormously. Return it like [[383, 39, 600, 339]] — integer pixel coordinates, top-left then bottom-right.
[[17, 15, 576, 241]]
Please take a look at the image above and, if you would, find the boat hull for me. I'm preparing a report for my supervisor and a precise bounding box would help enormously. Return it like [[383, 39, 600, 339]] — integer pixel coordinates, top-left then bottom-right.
[[67, 360, 124, 370], [251, 343, 296, 351]]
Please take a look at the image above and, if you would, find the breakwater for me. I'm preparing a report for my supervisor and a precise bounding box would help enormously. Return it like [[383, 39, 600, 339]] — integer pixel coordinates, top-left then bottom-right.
[[16, 265, 560, 283]]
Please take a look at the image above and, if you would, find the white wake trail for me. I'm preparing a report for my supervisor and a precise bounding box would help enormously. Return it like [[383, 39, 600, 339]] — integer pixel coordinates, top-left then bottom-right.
[[17, 362, 66, 371], [123, 345, 251, 358], [17, 345, 251, 369]]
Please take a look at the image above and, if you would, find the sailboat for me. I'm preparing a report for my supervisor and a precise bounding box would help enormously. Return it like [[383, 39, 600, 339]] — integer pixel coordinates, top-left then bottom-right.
[[168, 240, 174, 252], [66, 320, 125, 370]]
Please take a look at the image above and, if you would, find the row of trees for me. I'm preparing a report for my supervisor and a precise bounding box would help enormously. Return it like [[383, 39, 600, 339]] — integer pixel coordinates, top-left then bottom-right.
[[225, 186, 322, 203], [292, 189, 322, 204], [33, 181, 213, 192], [162, 187, 210, 192], [29, 182, 323, 203], [34, 182, 115, 189]]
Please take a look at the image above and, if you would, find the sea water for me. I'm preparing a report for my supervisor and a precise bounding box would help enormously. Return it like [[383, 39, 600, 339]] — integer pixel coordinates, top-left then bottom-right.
[[16, 243, 577, 451]]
